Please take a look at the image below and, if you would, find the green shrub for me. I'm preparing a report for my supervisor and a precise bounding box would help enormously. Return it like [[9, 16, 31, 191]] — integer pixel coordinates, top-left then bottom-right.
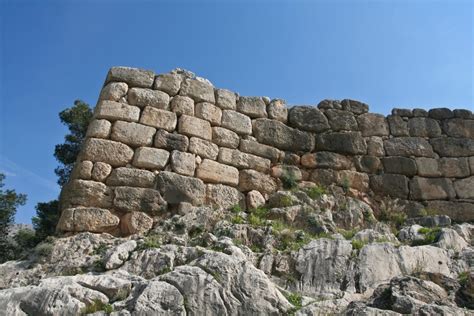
[[412, 227, 441, 246], [286, 292, 303, 309], [281, 171, 298, 190], [248, 214, 265, 227], [81, 299, 113, 314], [351, 239, 366, 251], [139, 233, 161, 250], [338, 228, 358, 240], [35, 242, 53, 258], [231, 204, 242, 213], [458, 271, 470, 286], [342, 176, 351, 193], [306, 185, 326, 199], [279, 195, 294, 207], [231, 215, 245, 224]]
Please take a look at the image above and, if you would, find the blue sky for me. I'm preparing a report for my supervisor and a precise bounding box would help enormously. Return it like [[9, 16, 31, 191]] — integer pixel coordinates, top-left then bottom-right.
[[1, 0, 473, 224]]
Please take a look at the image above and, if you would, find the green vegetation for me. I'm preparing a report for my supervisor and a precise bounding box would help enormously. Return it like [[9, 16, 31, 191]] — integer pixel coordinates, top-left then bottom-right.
[[231, 214, 245, 224], [93, 259, 106, 272], [418, 208, 439, 217], [351, 239, 366, 251], [231, 204, 242, 213], [93, 243, 109, 256], [35, 242, 54, 258], [81, 299, 113, 314], [412, 227, 441, 246], [341, 176, 351, 193], [285, 292, 303, 309], [281, 170, 298, 190], [458, 271, 470, 286], [139, 233, 161, 250], [306, 185, 327, 200], [279, 195, 294, 207], [338, 228, 358, 240]]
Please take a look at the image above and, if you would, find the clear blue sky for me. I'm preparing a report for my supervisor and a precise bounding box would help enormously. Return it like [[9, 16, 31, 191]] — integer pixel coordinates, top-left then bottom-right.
[[1, 0, 473, 224]]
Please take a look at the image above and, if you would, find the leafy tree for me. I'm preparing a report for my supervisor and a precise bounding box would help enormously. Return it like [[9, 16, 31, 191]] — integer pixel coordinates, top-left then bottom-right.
[[54, 100, 93, 187], [32, 200, 60, 242], [0, 173, 27, 262]]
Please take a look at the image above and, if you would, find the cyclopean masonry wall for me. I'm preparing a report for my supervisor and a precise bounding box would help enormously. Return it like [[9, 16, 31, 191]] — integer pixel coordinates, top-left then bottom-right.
[[57, 66, 474, 236]]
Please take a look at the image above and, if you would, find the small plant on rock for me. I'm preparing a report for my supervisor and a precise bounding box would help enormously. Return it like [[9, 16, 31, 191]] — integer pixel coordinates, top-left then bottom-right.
[[35, 242, 54, 258], [231, 204, 242, 213], [81, 299, 113, 314], [285, 291, 303, 310], [139, 233, 161, 250], [458, 271, 470, 286], [411, 227, 441, 246], [351, 239, 366, 251], [93, 243, 108, 256], [306, 185, 327, 200], [281, 171, 298, 190], [231, 214, 245, 224], [279, 195, 294, 207]]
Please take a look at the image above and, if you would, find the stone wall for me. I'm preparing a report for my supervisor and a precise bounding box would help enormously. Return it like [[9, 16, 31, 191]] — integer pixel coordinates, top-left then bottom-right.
[[57, 66, 474, 235]]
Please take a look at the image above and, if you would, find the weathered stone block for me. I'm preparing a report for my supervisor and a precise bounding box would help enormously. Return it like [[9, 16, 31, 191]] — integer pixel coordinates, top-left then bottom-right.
[[189, 137, 219, 160], [86, 119, 112, 138], [196, 159, 239, 186], [470, 157, 474, 174], [439, 158, 470, 178], [57, 207, 119, 233], [215, 89, 236, 110], [382, 156, 417, 176], [415, 158, 441, 177], [315, 132, 366, 155], [271, 165, 302, 181], [442, 118, 474, 138], [128, 88, 170, 109], [279, 151, 301, 165], [206, 184, 245, 209], [431, 137, 474, 157], [106, 66, 155, 88], [154, 129, 189, 152], [111, 121, 156, 147], [409, 177, 456, 200], [212, 127, 240, 149], [454, 109, 473, 119], [133, 147, 170, 170], [391, 108, 413, 117], [170, 96, 194, 116], [247, 190, 266, 209], [237, 96, 267, 118], [407, 117, 442, 137], [384, 137, 434, 157], [425, 200, 474, 222], [218, 148, 270, 172], [195, 102, 222, 126], [428, 108, 454, 120], [454, 176, 474, 199], [340, 99, 369, 114], [71, 161, 93, 180], [91, 162, 112, 182], [354, 156, 382, 174], [61, 179, 113, 209], [357, 113, 389, 137], [239, 169, 277, 194], [413, 108, 429, 117], [317, 99, 342, 110], [106, 167, 156, 188], [239, 139, 280, 162], [288, 106, 330, 132], [387, 115, 409, 137], [221, 110, 252, 135], [370, 174, 409, 199], [178, 115, 212, 140], [121, 211, 153, 235], [140, 107, 177, 132], [80, 138, 134, 167], [170, 151, 195, 176], [300, 152, 352, 170], [180, 78, 215, 103], [366, 137, 385, 157], [156, 171, 205, 205], [114, 187, 167, 214], [336, 170, 369, 192], [267, 99, 288, 123], [253, 118, 315, 152], [94, 101, 140, 122], [325, 109, 358, 131], [309, 169, 337, 186], [99, 82, 128, 102], [153, 73, 182, 95]]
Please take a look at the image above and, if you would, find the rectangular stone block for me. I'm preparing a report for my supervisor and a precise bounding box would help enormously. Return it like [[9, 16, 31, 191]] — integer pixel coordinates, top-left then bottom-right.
[[218, 148, 270, 172], [170, 96, 194, 116], [215, 89, 237, 110], [239, 139, 280, 162], [415, 157, 441, 177], [315, 132, 366, 155], [357, 113, 389, 136], [409, 177, 456, 200], [430, 137, 474, 157], [212, 127, 240, 149], [111, 121, 156, 147], [335, 170, 369, 192], [384, 137, 434, 157], [439, 158, 470, 178], [154, 129, 189, 152], [196, 159, 239, 186], [99, 82, 128, 102], [156, 171, 205, 205], [180, 78, 215, 103], [80, 138, 134, 167], [153, 73, 182, 96], [94, 100, 140, 122], [239, 169, 277, 194], [195, 102, 222, 126], [60, 179, 113, 209], [106, 167, 156, 188], [206, 184, 245, 209], [189, 137, 219, 160], [454, 176, 474, 199], [426, 200, 474, 222], [128, 87, 170, 109], [106, 66, 155, 88], [171, 151, 195, 176], [86, 119, 111, 139], [221, 110, 252, 135], [300, 152, 352, 170], [114, 186, 167, 214], [370, 174, 409, 199], [178, 115, 212, 140], [140, 106, 177, 131], [132, 147, 170, 170], [237, 96, 267, 118], [382, 156, 417, 176]]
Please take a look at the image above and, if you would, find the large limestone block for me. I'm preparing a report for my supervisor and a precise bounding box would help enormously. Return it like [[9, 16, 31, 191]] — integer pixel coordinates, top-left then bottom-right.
[[357, 113, 389, 136], [57, 207, 119, 232], [239, 169, 277, 194], [271, 165, 302, 181], [170, 150, 195, 176], [253, 118, 315, 152], [354, 156, 383, 174], [387, 115, 409, 136], [325, 109, 358, 131], [221, 110, 252, 135], [366, 136, 385, 157], [267, 99, 288, 123], [218, 148, 270, 172], [301, 152, 352, 170], [133, 147, 170, 170], [113, 187, 167, 214], [106, 66, 155, 88], [206, 184, 245, 209], [428, 108, 454, 120], [247, 190, 266, 209], [454, 176, 474, 199], [431, 137, 474, 157], [170, 95, 194, 116], [189, 137, 219, 160], [442, 118, 474, 138], [425, 200, 474, 222], [382, 156, 417, 176], [196, 159, 239, 186], [110, 121, 156, 147], [106, 167, 156, 188], [239, 139, 280, 162], [128, 88, 170, 109], [91, 162, 112, 182], [370, 174, 409, 199], [140, 106, 177, 131], [341, 99, 369, 114], [415, 157, 441, 177], [80, 138, 134, 167], [438, 157, 470, 177], [237, 96, 267, 118], [384, 137, 434, 157], [154, 129, 189, 151], [60, 179, 113, 209], [180, 78, 215, 103], [71, 161, 93, 180], [407, 117, 442, 137], [156, 171, 206, 205], [99, 82, 128, 102], [215, 89, 237, 110], [195, 102, 222, 126], [94, 101, 140, 122], [315, 132, 366, 155], [335, 170, 369, 192], [409, 177, 456, 200], [121, 211, 153, 235], [288, 106, 330, 132], [212, 127, 240, 149], [178, 115, 212, 140], [86, 119, 111, 138], [153, 73, 182, 95]]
